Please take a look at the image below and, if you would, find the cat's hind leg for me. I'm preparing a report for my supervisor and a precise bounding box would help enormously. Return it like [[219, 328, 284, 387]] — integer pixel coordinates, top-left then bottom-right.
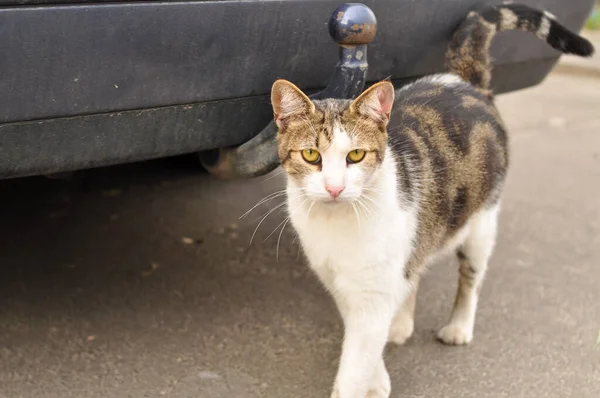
[[437, 205, 499, 345]]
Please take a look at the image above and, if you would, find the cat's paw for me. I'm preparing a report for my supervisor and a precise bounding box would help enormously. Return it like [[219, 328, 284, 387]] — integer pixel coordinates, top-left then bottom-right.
[[388, 314, 414, 345], [367, 367, 391, 398], [436, 323, 473, 345], [367, 385, 391, 398]]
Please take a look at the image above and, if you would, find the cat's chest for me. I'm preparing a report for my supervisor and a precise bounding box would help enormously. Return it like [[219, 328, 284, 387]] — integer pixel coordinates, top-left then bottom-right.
[[291, 204, 410, 274]]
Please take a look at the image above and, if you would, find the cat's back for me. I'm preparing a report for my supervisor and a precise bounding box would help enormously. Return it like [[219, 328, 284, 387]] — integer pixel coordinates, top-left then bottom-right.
[[388, 73, 509, 269], [390, 74, 506, 153]]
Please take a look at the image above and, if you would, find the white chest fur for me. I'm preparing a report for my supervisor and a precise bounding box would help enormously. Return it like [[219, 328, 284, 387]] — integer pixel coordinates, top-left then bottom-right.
[[286, 155, 418, 315]]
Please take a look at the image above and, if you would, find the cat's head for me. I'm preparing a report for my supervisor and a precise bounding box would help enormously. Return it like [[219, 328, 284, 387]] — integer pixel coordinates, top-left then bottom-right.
[[271, 80, 394, 203]]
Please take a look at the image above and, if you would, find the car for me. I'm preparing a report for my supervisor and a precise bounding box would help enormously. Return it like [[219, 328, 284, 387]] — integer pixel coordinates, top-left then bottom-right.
[[0, 0, 594, 180]]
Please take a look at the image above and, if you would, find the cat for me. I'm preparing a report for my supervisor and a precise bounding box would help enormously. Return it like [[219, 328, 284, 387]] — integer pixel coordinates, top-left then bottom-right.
[[269, 3, 593, 398]]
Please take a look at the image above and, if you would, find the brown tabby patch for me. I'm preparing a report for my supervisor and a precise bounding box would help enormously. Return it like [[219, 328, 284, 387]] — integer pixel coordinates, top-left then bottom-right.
[[276, 98, 388, 181], [390, 78, 508, 280]]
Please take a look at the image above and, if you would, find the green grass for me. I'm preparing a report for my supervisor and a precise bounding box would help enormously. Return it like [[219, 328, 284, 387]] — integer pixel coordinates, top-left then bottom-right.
[[586, 7, 600, 30]]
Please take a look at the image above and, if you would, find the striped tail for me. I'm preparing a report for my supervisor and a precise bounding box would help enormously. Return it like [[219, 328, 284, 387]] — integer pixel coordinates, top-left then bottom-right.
[[446, 3, 594, 93]]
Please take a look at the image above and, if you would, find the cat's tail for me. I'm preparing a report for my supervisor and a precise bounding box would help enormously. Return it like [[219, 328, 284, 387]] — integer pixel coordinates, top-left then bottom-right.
[[445, 3, 594, 93]]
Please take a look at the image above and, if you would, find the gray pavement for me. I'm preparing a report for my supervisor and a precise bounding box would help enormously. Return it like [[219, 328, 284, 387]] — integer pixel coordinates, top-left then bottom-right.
[[1, 69, 600, 398]]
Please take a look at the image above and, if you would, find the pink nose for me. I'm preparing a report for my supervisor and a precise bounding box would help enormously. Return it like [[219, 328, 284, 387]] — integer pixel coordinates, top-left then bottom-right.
[[325, 185, 345, 198]]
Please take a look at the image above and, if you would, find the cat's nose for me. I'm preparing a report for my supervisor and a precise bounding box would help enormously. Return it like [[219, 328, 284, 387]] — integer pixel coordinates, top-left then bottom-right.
[[325, 185, 345, 199]]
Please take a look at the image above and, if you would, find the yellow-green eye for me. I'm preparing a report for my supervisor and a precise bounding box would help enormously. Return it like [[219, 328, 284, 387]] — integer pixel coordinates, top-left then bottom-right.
[[301, 149, 321, 164], [347, 149, 366, 163]]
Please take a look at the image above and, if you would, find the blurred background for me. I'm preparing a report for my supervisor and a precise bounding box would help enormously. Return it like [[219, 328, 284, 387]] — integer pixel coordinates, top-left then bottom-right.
[[0, 2, 599, 398]]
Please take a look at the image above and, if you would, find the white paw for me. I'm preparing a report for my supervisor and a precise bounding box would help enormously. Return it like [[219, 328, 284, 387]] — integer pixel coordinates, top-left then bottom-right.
[[367, 385, 391, 398], [436, 323, 473, 345], [367, 363, 391, 398], [388, 315, 414, 345], [367, 380, 390, 398]]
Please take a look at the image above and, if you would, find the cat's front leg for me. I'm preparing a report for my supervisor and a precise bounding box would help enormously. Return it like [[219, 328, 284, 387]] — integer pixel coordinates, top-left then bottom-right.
[[330, 278, 406, 398], [330, 313, 392, 398], [388, 275, 420, 345], [331, 360, 390, 398]]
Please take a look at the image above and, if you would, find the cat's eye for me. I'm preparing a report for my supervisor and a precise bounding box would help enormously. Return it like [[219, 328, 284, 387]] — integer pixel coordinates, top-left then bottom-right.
[[346, 149, 366, 164], [301, 149, 321, 164]]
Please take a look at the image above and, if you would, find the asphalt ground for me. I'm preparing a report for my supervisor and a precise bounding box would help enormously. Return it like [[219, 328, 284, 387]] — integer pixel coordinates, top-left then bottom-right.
[[1, 69, 599, 397]]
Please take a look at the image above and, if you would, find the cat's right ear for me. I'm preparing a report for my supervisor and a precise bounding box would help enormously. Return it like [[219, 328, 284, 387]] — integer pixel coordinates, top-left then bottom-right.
[[271, 80, 315, 129], [349, 81, 395, 124]]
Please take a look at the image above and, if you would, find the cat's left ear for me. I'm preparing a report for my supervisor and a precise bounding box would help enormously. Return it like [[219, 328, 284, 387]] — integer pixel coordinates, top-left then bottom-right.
[[271, 79, 315, 129], [349, 81, 395, 123]]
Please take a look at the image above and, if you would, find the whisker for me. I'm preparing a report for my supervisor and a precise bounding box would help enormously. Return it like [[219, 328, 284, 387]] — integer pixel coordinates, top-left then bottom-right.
[[363, 199, 378, 218], [306, 200, 316, 217], [360, 194, 381, 210], [250, 190, 307, 223], [265, 197, 308, 241], [350, 201, 361, 229], [240, 190, 287, 219], [264, 216, 290, 242], [249, 201, 288, 246], [365, 195, 382, 214], [355, 199, 373, 217], [251, 200, 286, 223], [276, 217, 292, 262], [261, 169, 285, 184]]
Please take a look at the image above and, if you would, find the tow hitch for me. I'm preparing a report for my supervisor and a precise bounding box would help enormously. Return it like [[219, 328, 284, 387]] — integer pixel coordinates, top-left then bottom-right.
[[199, 3, 377, 179]]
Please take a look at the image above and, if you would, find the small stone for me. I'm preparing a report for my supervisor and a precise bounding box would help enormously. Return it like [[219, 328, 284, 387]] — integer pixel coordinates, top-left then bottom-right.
[[229, 232, 239, 239], [87, 335, 96, 341], [181, 237, 195, 245], [198, 370, 221, 380], [181, 237, 203, 245]]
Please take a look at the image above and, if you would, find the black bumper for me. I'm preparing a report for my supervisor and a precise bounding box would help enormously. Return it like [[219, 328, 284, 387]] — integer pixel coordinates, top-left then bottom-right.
[[0, 0, 594, 178]]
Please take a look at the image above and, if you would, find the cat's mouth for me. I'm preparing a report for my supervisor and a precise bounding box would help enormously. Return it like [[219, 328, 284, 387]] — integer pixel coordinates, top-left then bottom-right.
[[315, 196, 354, 205]]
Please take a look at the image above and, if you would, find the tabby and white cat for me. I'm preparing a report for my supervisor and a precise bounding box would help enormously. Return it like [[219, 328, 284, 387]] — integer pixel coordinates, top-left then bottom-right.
[[270, 4, 593, 397]]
